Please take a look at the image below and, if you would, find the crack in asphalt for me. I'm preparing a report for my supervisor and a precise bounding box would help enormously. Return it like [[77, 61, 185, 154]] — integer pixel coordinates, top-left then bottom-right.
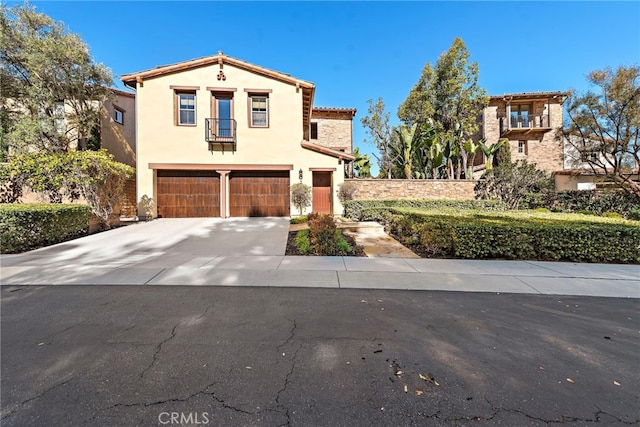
[[138, 303, 214, 380], [1, 376, 77, 420], [443, 396, 640, 425], [274, 318, 299, 427], [139, 321, 180, 379], [37, 320, 87, 343]]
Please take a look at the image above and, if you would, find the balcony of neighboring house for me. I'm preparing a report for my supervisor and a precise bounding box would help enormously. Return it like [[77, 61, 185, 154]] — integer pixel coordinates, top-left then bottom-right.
[[499, 104, 551, 136], [205, 118, 237, 151]]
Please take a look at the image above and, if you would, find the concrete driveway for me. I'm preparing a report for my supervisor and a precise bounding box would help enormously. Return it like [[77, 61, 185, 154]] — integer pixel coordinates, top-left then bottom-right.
[[0, 217, 290, 270]]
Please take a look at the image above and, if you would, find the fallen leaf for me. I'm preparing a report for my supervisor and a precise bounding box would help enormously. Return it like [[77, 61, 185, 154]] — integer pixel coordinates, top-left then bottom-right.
[[434, 380, 440, 387], [37, 342, 45, 346], [380, 407, 385, 411], [419, 373, 428, 381], [613, 381, 621, 386], [395, 370, 403, 377], [415, 390, 424, 395], [567, 378, 575, 383], [403, 385, 408, 393], [539, 366, 545, 371]]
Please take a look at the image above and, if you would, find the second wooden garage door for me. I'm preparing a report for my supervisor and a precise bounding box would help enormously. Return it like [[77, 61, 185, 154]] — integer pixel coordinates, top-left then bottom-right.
[[229, 171, 290, 217], [157, 170, 220, 218]]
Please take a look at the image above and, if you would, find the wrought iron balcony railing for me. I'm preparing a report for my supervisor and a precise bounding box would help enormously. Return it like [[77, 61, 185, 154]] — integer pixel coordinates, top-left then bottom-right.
[[205, 118, 237, 143]]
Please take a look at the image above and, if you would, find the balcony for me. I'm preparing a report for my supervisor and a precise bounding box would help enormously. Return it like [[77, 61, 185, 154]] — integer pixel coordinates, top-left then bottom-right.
[[205, 118, 237, 150], [500, 114, 551, 136]]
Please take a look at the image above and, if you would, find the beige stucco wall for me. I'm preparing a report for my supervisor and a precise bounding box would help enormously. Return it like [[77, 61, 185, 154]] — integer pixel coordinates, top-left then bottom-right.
[[345, 179, 477, 200], [484, 99, 564, 173], [134, 62, 345, 217], [101, 93, 136, 167], [311, 117, 353, 153]]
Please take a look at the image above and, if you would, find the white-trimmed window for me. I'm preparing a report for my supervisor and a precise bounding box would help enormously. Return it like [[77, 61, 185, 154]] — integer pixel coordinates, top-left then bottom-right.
[[177, 93, 196, 125], [518, 140, 528, 155], [249, 95, 269, 127], [114, 107, 124, 125]]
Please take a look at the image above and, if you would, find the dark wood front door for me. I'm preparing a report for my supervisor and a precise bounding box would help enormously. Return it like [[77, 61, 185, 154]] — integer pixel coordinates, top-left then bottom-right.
[[312, 171, 332, 214], [156, 170, 220, 218], [229, 171, 290, 217]]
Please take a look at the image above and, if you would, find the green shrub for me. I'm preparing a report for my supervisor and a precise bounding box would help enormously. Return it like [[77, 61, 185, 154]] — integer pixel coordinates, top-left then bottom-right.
[[628, 209, 640, 221], [295, 229, 312, 254], [382, 208, 640, 264], [546, 190, 640, 218], [308, 212, 338, 255], [335, 231, 352, 254], [0, 203, 91, 253], [344, 199, 506, 220], [290, 215, 308, 225]]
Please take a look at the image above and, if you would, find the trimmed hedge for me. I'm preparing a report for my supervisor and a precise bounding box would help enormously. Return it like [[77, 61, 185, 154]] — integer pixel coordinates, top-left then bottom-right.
[[375, 207, 640, 264], [0, 203, 91, 253], [523, 190, 640, 218], [344, 199, 506, 221]]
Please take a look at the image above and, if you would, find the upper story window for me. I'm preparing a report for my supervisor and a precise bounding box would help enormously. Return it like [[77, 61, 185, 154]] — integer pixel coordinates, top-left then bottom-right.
[[249, 95, 269, 128], [114, 107, 124, 125], [310, 122, 318, 139], [178, 93, 196, 125], [510, 104, 531, 128]]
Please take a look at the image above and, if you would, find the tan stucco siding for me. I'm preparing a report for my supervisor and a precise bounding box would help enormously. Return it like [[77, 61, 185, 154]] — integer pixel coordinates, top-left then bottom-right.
[[101, 94, 136, 167], [135, 62, 345, 216]]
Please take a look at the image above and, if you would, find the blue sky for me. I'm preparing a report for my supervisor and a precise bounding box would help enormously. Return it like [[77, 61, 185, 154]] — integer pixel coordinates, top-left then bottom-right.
[[25, 1, 640, 174]]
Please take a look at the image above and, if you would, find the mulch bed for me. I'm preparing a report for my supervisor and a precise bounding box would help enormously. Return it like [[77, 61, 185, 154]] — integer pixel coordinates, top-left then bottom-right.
[[285, 230, 367, 256]]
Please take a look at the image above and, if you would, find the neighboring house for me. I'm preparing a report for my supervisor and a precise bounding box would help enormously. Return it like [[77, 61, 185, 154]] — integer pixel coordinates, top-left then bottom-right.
[[101, 89, 136, 167], [121, 52, 355, 218], [482, 91, 568, 173]]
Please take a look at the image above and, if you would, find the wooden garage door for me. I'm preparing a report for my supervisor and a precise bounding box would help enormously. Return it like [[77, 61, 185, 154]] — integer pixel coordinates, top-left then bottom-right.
[[157, 170, 220, 218], [229, 171, 290, 217]]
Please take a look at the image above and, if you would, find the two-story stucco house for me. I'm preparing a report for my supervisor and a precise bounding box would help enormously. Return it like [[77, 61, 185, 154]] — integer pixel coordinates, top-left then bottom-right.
[[121, 53, 355, 219], [482, 91, 568, 173]]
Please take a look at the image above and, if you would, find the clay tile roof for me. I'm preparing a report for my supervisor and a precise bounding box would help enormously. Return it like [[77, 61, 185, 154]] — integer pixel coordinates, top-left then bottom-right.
[[121, 53, 314, 89], [489, 91, 570, 100]]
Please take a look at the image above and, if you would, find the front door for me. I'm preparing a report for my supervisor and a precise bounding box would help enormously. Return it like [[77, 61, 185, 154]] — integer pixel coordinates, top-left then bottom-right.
[[312, 171, 332, 214]]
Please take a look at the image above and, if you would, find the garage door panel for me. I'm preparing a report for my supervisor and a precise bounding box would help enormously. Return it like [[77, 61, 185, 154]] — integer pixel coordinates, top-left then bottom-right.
[[229, 171, 290, 217], [157, 170, 220, 218]]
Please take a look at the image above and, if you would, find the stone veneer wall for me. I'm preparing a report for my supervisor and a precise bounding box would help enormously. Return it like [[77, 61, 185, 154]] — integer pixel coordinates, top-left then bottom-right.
[[311, 117, 352, 153], [345, 179, 477, 200]]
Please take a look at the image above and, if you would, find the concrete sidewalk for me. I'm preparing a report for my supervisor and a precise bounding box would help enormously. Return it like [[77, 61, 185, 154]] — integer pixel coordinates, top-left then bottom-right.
[[1, 256, 638, 298]]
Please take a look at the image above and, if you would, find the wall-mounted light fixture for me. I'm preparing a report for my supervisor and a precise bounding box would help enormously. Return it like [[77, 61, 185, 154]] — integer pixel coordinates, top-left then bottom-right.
[[298, 169, 303, 182]]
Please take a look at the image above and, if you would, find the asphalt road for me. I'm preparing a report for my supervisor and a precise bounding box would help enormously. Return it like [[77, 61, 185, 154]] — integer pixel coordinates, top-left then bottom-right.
[[1, 286, 638, 426]]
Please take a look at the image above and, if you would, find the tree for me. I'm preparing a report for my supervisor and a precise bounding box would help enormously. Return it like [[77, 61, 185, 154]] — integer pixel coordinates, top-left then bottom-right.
[[479, 138, 508, 170], [0, 3, 113, 156], [474, 160, 554, 209], [397, 38, 489, 179], [360, 98, 397, 179], [0, 150, 134, 227], [352, 147, 372, 178], [563, 65, 640, 200], [390, 124, 420, 179], [290, 183, 311, 215]]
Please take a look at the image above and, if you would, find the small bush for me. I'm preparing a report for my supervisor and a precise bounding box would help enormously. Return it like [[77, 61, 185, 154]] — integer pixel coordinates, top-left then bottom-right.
[[0, 203, 91, 253], [290, 215, 308, 225], [308, 212, 338, 255], [628, 210, 640, 221], [335, 230, 352, 254], [295, 229, 312, 254], [337, 181, 357, 204]]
